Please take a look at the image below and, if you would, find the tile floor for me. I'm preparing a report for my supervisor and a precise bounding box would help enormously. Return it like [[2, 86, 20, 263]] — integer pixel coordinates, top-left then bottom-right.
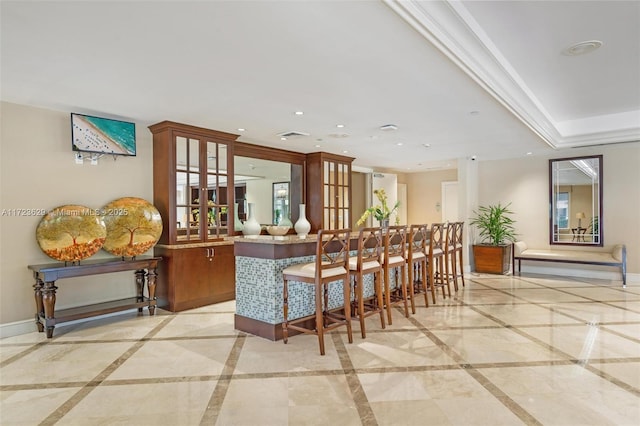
[[1, 273, 639, 425]]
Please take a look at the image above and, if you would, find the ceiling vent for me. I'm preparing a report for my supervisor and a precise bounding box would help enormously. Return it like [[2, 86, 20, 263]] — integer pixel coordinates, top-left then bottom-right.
[[379, 124, 398, 131], [277, 131, 310, 138]]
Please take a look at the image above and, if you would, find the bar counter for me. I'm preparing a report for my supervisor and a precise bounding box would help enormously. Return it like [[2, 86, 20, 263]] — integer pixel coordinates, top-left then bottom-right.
[[233, 234, 362, 340]]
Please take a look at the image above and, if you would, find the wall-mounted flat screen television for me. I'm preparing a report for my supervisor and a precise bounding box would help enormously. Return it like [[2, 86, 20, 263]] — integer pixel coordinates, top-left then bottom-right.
[[71, 113, 136, 156]]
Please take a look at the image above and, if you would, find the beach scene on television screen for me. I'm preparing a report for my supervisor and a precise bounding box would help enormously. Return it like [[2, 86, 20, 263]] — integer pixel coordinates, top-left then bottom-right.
[[72, 114, 136, 155]]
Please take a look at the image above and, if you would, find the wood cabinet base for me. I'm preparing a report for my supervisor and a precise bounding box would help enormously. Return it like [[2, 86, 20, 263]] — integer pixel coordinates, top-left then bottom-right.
[[473, 244, 512, 274], [155, 244, 235, 312]]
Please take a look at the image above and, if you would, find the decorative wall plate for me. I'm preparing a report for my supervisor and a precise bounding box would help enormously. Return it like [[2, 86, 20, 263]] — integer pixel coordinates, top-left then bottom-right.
[[36, 205, 107, 262], [101, 197, 163, 257]]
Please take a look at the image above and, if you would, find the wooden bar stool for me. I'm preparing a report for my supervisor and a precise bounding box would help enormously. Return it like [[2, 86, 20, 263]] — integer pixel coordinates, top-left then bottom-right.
[[444, 222, 459, 291], [406, 224, 429, 313], [282, 229, 352, 355], [426, 223, 450, 303], [382, 225, 409, 325], [349, 227, 385, 338], [454, 222, 466, 288]]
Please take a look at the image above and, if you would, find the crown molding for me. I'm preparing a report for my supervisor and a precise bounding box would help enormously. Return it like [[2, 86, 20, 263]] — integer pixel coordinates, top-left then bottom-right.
[[384, 0, 640, 149]]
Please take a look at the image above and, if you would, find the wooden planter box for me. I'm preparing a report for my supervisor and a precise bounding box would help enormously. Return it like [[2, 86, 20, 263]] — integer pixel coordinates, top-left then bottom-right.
[[473, 244, 512, 274]]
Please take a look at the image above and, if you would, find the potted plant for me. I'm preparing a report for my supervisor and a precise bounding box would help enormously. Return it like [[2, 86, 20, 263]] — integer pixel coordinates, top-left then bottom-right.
[[356, 188, 400, 228], [469, 202, 517, 274]]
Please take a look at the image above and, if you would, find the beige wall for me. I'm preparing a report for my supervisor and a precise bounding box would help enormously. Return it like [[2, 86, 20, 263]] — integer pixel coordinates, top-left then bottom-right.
[[1, 101, 638, 331], [0, 102, 153, 327], [405, 169, 458, 225], [476, 143, 639, 273]]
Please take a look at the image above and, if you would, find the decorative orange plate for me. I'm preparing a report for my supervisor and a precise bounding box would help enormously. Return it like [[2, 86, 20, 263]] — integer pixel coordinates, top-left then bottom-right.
[[36, 205, 107, 262], [101, 197, 163, 257]]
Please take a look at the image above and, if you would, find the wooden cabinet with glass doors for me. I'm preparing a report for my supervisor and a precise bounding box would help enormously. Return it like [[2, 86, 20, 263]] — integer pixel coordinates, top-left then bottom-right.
[[306, 152, 353, 232], [149, 121, 239, 311]]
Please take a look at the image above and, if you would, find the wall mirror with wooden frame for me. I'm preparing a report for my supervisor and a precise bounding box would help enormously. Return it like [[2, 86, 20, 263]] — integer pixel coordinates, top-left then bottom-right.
[[549, 155, 603, 246], [233, 143, 305, 232]]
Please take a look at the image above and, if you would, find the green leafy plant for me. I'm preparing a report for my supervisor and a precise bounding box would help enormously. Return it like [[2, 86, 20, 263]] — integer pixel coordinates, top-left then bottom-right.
[[470, 203, 517, 245], [356, 189, 400, 225]]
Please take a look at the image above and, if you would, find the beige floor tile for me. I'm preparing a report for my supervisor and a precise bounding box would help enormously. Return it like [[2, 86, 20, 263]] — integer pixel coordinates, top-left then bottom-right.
[[53, 311, 171, 341], [107, 338, 236, 380], [370, 400, 451, 425], [504, 288, 595, 303], [591, 361, 640, 389], [520, 324, 640, 360], [601, 323, 640, 340], [433, 397, 527, 425], [216, 377, 289, 425], [0, 342, 134, 385], [1, 275, 636, 426], [551, 302, 640, 323], [0, 345, 33, 362], [0, 387, 82, 425], [359, 370, 489, 402], [152, 312, 238, 338], [234, 334, 343, 374], [454, 289, 522, 304], [472, 303, 583, 326], [58, 381, 217, 425], [411, 305, 501, 328], [0, 330, 50, 345], [343, 331, 457, 368], [561, 286, 639, 302], [482, 364, 640, 424], [431, 328, 566, 364]]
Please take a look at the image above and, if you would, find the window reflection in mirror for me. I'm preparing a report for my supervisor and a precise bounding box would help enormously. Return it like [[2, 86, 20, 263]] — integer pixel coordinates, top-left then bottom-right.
[[234, 156, 303, 228], [549, 155, 603, 246]]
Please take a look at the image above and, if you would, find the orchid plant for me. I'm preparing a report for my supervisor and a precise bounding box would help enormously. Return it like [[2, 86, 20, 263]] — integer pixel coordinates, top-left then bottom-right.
[[356, 189, 400, 226]]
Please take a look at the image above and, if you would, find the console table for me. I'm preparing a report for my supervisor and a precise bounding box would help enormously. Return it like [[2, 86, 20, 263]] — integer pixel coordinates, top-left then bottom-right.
[[27, 256, 161, 338]]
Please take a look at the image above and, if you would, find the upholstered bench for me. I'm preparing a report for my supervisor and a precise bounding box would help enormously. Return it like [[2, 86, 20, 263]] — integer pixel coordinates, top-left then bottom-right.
[[512, 241, 627, 287]]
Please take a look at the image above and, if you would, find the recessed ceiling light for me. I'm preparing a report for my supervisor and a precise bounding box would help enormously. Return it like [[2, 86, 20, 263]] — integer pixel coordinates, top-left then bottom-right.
[[526, 152, 533, 156], [280, 137, 287, 141], [336, 124, 344, 128], [237, 128, 245, 132], [380, 124, 398, 131], [562, 40, 603, 56], [396, 142, 403, 146], [342, 150, 348, 154], [315, 144, 321, 148], [294, 111, 304, 115]]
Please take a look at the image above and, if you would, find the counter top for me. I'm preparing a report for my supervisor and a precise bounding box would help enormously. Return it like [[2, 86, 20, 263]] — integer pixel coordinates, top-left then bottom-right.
[[231, 235, 317, 245]]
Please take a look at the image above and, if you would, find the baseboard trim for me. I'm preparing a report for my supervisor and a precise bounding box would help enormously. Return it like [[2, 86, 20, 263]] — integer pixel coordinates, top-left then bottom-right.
[[0, 309, 141, 339], [516, 264, 637, 284]]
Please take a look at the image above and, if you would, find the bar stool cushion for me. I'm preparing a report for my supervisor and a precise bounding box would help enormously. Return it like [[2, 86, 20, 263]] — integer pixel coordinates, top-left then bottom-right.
[[405, 250, 426, 260], [283, 262, 347, 279], [348, 258, 381, 271], [381, 253, 405, 266], [425, 247, 443, 256]]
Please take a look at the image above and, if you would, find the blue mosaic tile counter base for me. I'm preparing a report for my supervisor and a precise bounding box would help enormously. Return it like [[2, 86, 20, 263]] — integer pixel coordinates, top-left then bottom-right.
[[236, 252, 376, 324], [233, 236, 397, 340]]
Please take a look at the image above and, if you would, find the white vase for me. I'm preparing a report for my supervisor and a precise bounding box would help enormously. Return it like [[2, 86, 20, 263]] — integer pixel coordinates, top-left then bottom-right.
[[234, 202, 243, 232], [294, 203, 311, 237], [242, 203, 261, 235], [278, 204, 293, 227]]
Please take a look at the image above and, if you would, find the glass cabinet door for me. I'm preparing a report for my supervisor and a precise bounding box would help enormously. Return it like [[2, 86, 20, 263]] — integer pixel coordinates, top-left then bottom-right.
[[175, 136, 230, 242], [176, 136, 202, 242], [322, 159, 350, 230], [204, 142, 228, 240]]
